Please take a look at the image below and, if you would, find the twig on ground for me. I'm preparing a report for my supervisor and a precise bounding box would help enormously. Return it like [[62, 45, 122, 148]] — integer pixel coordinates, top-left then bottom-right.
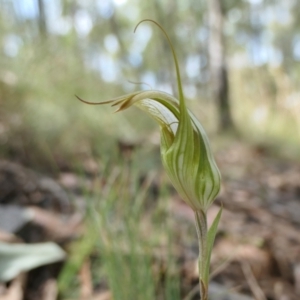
[[241, 261, 267, 300]]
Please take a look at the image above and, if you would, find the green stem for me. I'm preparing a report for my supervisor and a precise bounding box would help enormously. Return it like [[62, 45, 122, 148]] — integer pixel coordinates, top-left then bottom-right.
[[194, 210, 208, 300]]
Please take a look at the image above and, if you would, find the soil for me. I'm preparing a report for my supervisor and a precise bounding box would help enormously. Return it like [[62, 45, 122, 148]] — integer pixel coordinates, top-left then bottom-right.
[[0, 141, 299, 300]]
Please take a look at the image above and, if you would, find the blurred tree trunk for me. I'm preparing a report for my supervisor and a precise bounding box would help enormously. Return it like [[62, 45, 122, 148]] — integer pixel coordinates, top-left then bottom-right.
[[37, 0, 47, 38], [208, 0, 234, 131]]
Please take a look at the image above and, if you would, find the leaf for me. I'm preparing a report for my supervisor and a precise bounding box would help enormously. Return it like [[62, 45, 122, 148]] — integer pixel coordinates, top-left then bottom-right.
[[204, 206, 222, 285], [0, 242, 65, 282]]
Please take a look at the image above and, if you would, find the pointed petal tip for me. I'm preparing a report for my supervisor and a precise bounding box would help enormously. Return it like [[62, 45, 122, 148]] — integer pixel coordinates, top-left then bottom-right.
[[113, 108, 122, 113]]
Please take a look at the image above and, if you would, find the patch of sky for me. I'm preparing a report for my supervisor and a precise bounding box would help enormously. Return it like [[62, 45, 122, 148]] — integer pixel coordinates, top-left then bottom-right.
[[104, 34, 120, 54], [245, 0, 263, 5], [98, 53, 119, 82], [250, 9, 263, 27], [125, 23, 151, 66], [141, 71, 156, 90], [45, 0, 72, 36], [130, 24, 152, 54], [185, 55, 207, 79], [96, 0, 114, 19], [127, 53, 143, 67], [113, 0, 127, 6], [293, 36, 300, 61], [84, 50, 119, 83], [200, 55, 207, 68], [185, 55, 200, 78], [249, 1, 292, 26], [248, 25, 283, 66], [13, 0, 38, 20], [196, 28, 208, 43], [74, 10, 93, 37], [3, 34, 23, 57], [248, 40, 268, 65], [262, 10, 274, 25], [274, 4, 292, 25]]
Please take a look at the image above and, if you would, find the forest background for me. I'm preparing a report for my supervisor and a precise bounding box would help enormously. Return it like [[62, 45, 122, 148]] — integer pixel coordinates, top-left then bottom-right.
[[0, 0, 300, 299]]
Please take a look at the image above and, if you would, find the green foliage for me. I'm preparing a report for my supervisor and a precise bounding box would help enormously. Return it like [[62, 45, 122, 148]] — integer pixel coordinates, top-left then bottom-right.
[[58, 222, 98, 295], [205, 206, 222, 285], [59, 161, 181, 299]]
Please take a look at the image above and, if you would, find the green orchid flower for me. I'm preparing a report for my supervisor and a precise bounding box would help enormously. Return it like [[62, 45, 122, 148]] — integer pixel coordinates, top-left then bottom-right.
[[79, 88, 220, 212], [77, 19, 222, 300]]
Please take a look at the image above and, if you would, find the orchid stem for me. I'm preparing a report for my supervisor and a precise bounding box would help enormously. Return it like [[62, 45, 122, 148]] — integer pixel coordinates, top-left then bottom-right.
[[195, 210, 208, 300]]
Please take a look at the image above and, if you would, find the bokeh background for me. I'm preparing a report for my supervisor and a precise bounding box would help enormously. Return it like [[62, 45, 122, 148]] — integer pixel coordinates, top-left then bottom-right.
[[1, 0, 299, 167], [0, 0, 300, 299]]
